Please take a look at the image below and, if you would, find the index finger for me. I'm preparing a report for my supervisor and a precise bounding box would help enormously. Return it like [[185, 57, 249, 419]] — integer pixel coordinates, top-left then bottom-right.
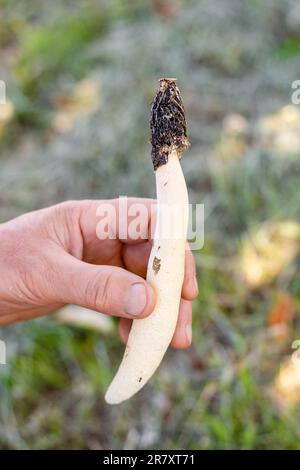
[[78, 198, 156, 247]]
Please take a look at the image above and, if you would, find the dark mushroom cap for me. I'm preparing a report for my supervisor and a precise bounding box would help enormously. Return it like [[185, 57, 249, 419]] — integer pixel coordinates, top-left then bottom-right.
[[150, 78, 190, 170]]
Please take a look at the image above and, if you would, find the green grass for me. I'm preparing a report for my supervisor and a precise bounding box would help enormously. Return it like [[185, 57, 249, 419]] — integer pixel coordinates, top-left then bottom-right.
[[275, 37, 300, 60]]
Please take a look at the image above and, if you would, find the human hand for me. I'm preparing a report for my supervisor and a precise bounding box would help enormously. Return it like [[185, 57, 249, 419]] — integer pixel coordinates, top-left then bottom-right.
[[0, 199, 198, 348]]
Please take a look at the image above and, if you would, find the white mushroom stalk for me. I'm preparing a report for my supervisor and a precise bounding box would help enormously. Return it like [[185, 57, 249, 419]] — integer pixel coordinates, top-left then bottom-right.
[[105, 78, 190, 405]]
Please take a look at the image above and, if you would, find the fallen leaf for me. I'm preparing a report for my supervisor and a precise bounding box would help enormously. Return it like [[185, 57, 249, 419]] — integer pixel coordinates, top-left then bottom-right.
[[240, 221, 300, 288]]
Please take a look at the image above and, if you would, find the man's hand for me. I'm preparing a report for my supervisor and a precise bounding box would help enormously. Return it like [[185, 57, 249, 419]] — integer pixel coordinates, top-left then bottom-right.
[[0, 199, 198, 348]]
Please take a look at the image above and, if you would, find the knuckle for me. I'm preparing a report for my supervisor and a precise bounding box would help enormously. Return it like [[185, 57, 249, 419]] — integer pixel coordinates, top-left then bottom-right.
[[51, 201, 84, 257], [54, 200, 78, 222]]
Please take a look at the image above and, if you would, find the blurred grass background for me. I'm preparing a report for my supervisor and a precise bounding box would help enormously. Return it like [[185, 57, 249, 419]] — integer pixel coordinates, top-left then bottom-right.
[[1, 0, 300, 449]]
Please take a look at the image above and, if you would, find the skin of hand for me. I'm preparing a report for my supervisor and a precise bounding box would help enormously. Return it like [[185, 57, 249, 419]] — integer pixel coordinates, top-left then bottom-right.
[[0, 199, 198, 348]]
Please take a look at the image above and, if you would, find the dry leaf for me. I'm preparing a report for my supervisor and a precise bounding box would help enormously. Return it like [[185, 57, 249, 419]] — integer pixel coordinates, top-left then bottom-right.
[[272, 358, 300, 407], [240, 221, 300, 288], [258, 105, 300, 155], [52, 79, 100, 133], [267, 293, 293, 340]]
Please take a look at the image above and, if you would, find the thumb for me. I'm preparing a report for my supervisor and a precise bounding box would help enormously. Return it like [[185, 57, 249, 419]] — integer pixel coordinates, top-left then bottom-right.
[[53, 254, 156, 319]]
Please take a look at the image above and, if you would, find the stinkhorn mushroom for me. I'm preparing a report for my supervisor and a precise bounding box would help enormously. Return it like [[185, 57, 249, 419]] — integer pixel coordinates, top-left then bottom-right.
[[105, 78, 190, 404]]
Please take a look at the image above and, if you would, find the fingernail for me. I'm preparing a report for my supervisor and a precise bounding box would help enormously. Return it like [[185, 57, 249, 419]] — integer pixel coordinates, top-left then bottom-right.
[[194, 275, 199, 294], [125, 282, 147, 316], [185, 324, 192, 344]]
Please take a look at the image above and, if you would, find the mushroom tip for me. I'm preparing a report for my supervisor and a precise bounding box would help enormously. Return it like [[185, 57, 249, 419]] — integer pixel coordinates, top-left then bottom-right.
[[159, 77, 177, 89], [159, 77, 177, 82]]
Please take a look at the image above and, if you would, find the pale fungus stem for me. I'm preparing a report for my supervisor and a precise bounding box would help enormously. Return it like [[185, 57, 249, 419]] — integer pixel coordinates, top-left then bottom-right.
[[105, 79, 190, 404]]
